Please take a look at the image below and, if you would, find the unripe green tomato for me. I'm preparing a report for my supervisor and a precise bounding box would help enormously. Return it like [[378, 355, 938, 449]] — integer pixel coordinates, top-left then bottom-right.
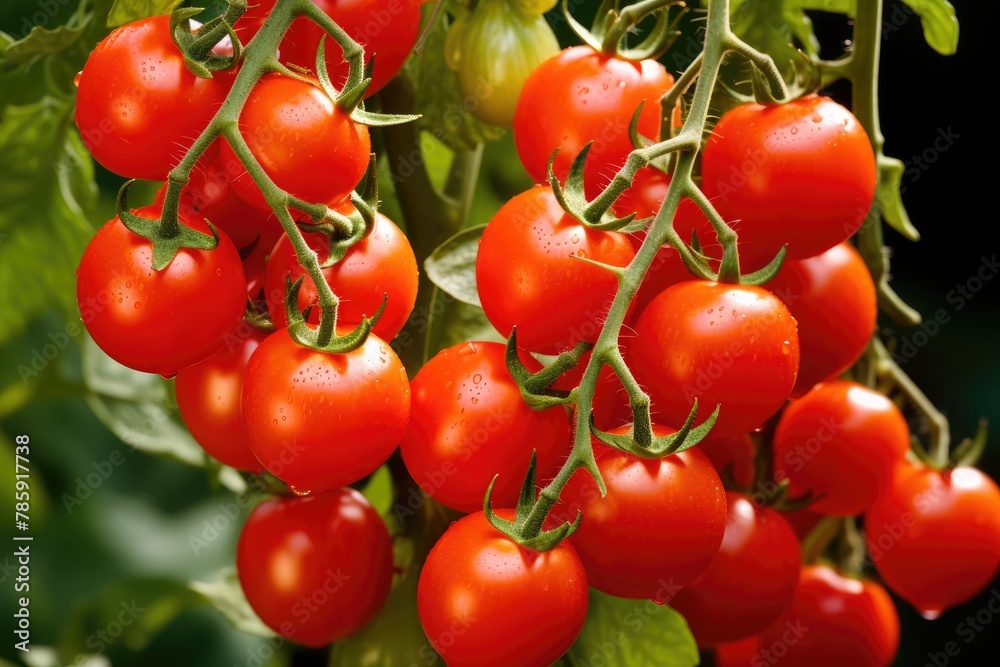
[[510, 0, 559, 15], [445, 0, 560, 127]]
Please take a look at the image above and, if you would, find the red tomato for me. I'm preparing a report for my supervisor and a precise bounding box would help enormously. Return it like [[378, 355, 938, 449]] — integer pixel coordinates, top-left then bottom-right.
[[74, 16, 231, 181], [714, 636, 762, 667], [264, 207, 418, 341], [773, 380, 910, 516], [670, 491, 801, 647], [701, 94, 877, 265], [698, 435, 756, 489], [76, 205, 247, 377], [235, 0, 421, 97], [400, 341, 571, 513], [417, 509, 589, 667], [236, 489, 393, 647], [220, 73, 370, 212], [553, 427, 727, 599], [630, 281, 800, 438], [866, 462, 1000, 618], [241, 328, 410, 493], [766, 243, 876, 397], [513, 46, 675, 195], [756, 565, 900, 667], [476, 185, 635, 354]]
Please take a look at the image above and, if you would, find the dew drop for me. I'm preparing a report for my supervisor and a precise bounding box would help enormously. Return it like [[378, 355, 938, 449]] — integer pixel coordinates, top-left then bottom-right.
[[790, 127, 798, 135], [781, 341, 791, 355], [472, 374, 483, 384], [73, 72, 82, 87], [458, 343, 477, 356], [134, 302, 141, 310], [289, 485, 311, 497], [578, 86, 590, 95], [811, 113, 823, 123], [471, 397, 479, 404], [919, 607, 943, 621]]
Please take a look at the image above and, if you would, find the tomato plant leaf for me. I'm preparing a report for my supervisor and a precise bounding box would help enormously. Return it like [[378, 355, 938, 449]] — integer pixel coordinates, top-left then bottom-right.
[[0, 20, 90, 65], [900, 0, 959, 55], [190, 568, 277, 638], [80, 334, 247, 492], [566, 590, 699, 667], [107, 0, 184, 28], [0, 97, 96, 347], [876, 154, 920, 240], [423, 286, 503, 363], [425, 224, 485, 306]]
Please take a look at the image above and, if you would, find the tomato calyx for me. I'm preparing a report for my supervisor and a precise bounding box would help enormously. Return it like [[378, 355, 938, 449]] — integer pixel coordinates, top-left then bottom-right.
[[483, 452, 583, 553], [590, 400, 720, 458], [504, 329, 590, 409], [282, 275, 386, 352], [115, 181, 219, 271], [801, 517, 868, 578], [563, 0, 688, 62], [170, 3, 244, 76], [549, 144, 640, 231], [299, 155, 380, 268]]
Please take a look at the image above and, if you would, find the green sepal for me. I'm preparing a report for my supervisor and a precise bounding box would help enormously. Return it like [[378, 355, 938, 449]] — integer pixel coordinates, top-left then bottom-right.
[[739, 246, 787, 286], [548, 144, 636, 231], [628, 100, 655, 151], [482, 463, 583, 553], [305, 154, 380, 268], [590, 400, 720, 458], [115, 181, 218, 272], [282, 275, 385, 354], [610, 0, 688, 62], [350, 106, 423, 128], [561, 0, 606, 52], [169, 5, 241, 77], [949, 419, 988, 469], [504, 328, 588, 409], [877, 156, 921, 241]]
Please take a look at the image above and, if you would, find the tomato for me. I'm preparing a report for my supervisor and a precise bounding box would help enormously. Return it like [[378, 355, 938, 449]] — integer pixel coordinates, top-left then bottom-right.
[[235, 0, 421, 97], [630, 281, 800, 438], [264, 207, 418, 341], [767, 243, 876, 397], [220, 73, 370, 212], [714, 636, 762, 667], [513, 46, 675, 194], [74, 15, 231, 181], [76, 205, 247, 377], [670, 491, 801, 647], [756, 564, 900, 667], [866, 462, 1000, 618], [400, 341, 570, 513], [698, 434, 756, 489], [701, 94, 877, 265], [476, 185, 636, 354], [241, 328, 410, 492], [237, 488, 393, 647], [553, 427, 727, 599], [417, 509, 589, 667], [772, 380, 910, 516]]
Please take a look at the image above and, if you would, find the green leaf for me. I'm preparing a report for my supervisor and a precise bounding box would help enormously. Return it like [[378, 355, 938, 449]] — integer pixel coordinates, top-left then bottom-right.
[[107, 0, 185, 28], [81, 334, 247, 492], [360, 464, 394, 517], [900, 0, 959, 55], [875, 155, 920, 241], [425, 224, 485, 307], [0, 97, 96, 346], [423, 286, 503, 363], [0, 20, 90, 65], [190, 568, 276, 638], [566, 590, 699, 667]]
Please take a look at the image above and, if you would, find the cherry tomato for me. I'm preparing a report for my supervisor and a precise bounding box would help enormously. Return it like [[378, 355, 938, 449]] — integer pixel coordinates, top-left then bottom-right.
[[630, 281, 800, 438], [698, 435, 756, 490], [241, 328, 410, 493], [76, 205, 247, 377], [773, 380, 910, 516], [417, 509, 589, 667], [220, 73, 370, 212], [553, 427, 727, 599], [476, 185, 635, 354], [264, 207, 418, 341], [74, 16, 231, 181], [235, 0, 421, 97], [766, 243, 876, 397], [756, 564, 900, 667], [513, 46, 675, 195], [714, 636, 762, 667], [670, 491, 801, 647], [237, 488, 393, 647], [701, 94, 877, 265], [866, 462, 1000, 618], [400, 341, 571, 513]]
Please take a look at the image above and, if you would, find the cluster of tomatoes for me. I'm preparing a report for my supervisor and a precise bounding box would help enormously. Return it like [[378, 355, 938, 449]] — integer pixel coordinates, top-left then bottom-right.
[[68, 1, 1000, 666]]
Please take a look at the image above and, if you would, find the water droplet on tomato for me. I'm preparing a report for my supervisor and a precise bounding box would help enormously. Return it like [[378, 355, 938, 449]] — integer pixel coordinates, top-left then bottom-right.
[[919, 607, 943, 621], [289, 485, 311, 497], [73, 72, 82, 87], [790, 127, 798, 135], [472, 374, 483, 384], [781, 341, 791, 354], [458, 343, 477, 356], [134, 302, 141, 309]]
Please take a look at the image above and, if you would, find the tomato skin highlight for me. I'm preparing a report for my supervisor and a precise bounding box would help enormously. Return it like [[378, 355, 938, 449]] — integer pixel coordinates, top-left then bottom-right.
[[630, 281, 800, 438], [773, 380, 910, 516], [220, 73, 370, 211], [236, 488, 393, 647], [264, 209, 418, 342], [241, 328, 410, 493], [75, 205, 247, 377], [756, 565, 900, 667], [417, 509, 589, 667], [400, 341, 571, 513], [74, 15, 231, 181], [476, 185, 635, 355], [554, 427, 727, 599], [513, 46, 675, 195], [766, 243, 877, 397], [701, 94, 877, 265], [669, 491, 801, 647], [175, 327, 268, 472], [866, 462, 1000, 618]]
